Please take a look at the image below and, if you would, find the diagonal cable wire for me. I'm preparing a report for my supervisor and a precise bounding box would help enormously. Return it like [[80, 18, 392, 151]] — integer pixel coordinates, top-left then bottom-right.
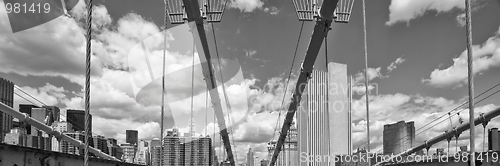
[[160, 1, 169, 165], [362, 0, 371, 155], [269, 21, 305, 162], [386, 82, 500, 152]]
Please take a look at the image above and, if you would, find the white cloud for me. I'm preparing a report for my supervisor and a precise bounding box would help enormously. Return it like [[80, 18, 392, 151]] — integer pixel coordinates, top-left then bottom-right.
[[264, 6, 281, 15], [244, 49, 257, 58], [229, 0, 264, 13], [386, 0, 465, 26], [387, 57, 406, 72], [354, 67, 383, 83], [456, 13, 466, 26], [423, 27, 500, 87]]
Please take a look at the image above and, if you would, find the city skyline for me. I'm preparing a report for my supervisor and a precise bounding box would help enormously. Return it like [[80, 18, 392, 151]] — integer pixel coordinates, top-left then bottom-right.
[[1, 0, 500, 164]]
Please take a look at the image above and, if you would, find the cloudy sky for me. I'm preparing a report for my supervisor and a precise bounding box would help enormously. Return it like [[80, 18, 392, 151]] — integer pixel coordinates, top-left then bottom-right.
[[1, 0, 500, 164]]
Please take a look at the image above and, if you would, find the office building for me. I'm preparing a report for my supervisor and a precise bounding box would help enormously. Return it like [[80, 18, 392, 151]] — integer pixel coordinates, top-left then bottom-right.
[[121, 143, 137, 163], [183, 136, 212, 165], [51, 121, 74, 152], [489, 128, 500, 151], [296, 62, 352, 166], [4, 128, 22, 145], [150, 138, 161, 165], [93, 135, 109, 154], [213, 148, 219, 166], [151, 138, 160, 147], [268, 122, 298, 166], [43, 106, 60, 125], [19, 104, 40, 135], [0, 77, 14, 143], [60, 131, 93, 156], [30, 108, 47, 136], [151, 145, 162, 166], [135, 140, 150, 165], [67, 109, 92, 132], [162, 126, 213, 166], [126, 130, 139, 145], [4, 127, 51, 150], [247, 148, 254, 166], [19, 105, 60, 136], [383, 121, 415, 155], [164, 126, 183, 165], [107, 138, 122, 159]]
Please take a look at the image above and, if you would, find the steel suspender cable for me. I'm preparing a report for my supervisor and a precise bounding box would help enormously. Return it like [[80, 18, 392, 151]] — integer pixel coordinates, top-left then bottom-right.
[[465, 0, 476, 164], [269, 21, 304, 162], [416, 83, 500, 133], [324, 34, 332, 162], [191, 38, 195, 138], [84, 0, 92, 165], [160, 1, 168, 165], [362, 0, 370, 156], [483, 127, 486, 152], [387, 82, 500, 153], [206, 79, 209, 137]]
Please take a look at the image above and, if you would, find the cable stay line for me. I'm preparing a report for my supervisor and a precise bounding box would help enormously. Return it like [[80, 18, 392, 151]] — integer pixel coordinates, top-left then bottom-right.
[[383, 82, 500, 153], [269, 21, 304, 162]]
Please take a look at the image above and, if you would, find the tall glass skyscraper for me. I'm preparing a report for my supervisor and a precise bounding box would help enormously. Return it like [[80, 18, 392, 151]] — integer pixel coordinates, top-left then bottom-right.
[[297, 62, 352, 166]]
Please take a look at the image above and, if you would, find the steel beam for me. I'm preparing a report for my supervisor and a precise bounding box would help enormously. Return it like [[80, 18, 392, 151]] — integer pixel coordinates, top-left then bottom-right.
[[0, 143, 141, 166], [0, 102, 119, 161], [268, 0, 339, 165], [182, 0, 235, 165], [375, 106, 500, 166]]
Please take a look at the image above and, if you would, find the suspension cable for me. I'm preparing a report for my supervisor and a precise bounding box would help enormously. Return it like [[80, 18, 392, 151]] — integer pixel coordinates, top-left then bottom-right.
[[416, 83, 500, 133], [414, 87, 500, 138], [83, 0, 93, 164], [465, 0, 476, 163], [14, 85, 47, 106], [206, 78, 209, 137], [13, 89, 106, 141], [362, 0, 371, 154], [269, 21, 305, 161], [190, 38, 195, 137], [160, 1, 169, 166], [386, 82, 500, 151]]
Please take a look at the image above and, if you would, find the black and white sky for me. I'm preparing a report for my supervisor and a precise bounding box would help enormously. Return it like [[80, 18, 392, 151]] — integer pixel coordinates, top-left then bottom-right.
[[1, 0, 500, 164]]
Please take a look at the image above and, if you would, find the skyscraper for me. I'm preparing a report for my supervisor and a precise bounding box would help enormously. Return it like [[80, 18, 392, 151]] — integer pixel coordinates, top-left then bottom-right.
[[268, 122, 298, 166], [43, 106, 60, 126], [182, 136, 212, 165], [488, 128, 500, 151], [247, 148, 254, 166], [30, 108, 47, 136], [66, 109, 92, 132], [163, 126, 183, 165], [162, 126, 213, 166], [121, 143, 137, 163], [51, 121, 74, 152], [0, 77, 14, 143], [135, 140, 150, 165], [383, 121, 415, 155], [126, 130, 139, 145], [19, 104, 40, 135], [296, 62, 352, 166], [60, 131, 93, 155]]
